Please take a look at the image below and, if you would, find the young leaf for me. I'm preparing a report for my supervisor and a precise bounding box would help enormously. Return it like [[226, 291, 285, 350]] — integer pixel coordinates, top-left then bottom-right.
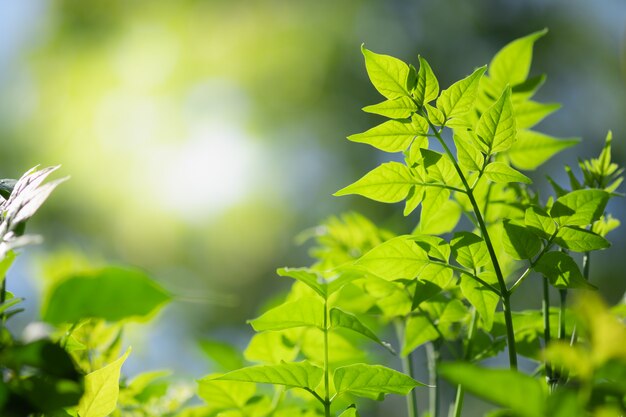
[[355, 236, 429, 281], [403, 185, 425, 216], [78, 347, 131, 417], [483, 162, 531, 184], [334, 162, 414, 203], [451, 232, 490, 270], [199, 339, 244, 372], [361, 45, 411, 99], [437, 66, 487, 120], [362, 96, 418, 119], [508, 130, 579, 171], [414, 56, 439, 105], [244, 331, 299, 364], [347, 116, 429, 152], [524, 206, 556, 240], [402, 314, 439, 355], [42, 267, 171, 325], [338, 406, 360, 417], [330, 308, 395, 354], [534, 251, 592, 289], [554, 226, 610, 252], [248, 297, 324, 331], [411, 279, 443, 310], [489, 29, 548, 89], [501, 220, 542, 260], [460, 274, 499, 330], [439, 362, 546, 417], [213, 361, 324, 391], [453, 134, 483, 172], [334, 363, 424, 399], [550, 189, 610, 226], [416, 198, 462, 235], [277, 267, 326, 298], [197, 377, 256, 410], [476, 86, 516, 154], [425, 103, 445, 126]]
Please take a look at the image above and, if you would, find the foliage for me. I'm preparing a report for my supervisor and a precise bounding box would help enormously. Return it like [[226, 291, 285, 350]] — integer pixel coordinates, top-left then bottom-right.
[[1, 29, 625, 417]]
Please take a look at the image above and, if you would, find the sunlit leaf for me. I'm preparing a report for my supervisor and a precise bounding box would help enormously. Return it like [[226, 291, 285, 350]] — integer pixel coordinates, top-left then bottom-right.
[[362, 96, 418, 119], [334, 162, 414, 203], [453, 134, 483, 173], [362, 45, 411, 99], [451, 232, 490, 269], [402, 314, 439, 355], [244, 331, 299, 364], [460, 275, 499, 330], [277, 267, 326, 298], [554, 226, 610, 252], [199, 339, 244, 372], [334, 363, 423, 399], [502, 220, 541, 260], [534, 251, 592, 289], [489, 29, 548, 89], [550, 189, 610, 226], [347, 116, 429, 152], [213, 361, 323, 391], [437, 66, 486, 120], [524, 206, 556, 239], [476, 86, 516, 154], [197, 376, 256, 409], [483, 162, 531, 184], [414, 56, 439, 105], [513, 101, 560, 129], [356, 236, 429, 281], [330, 307, 395, 354], [508, 130, 579, 171], [248, 297, 324, 331], [78, 347, 131, 417]]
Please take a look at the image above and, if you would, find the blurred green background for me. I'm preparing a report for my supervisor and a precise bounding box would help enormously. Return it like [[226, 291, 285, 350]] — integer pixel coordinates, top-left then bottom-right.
[[1, 0, 625, 410]]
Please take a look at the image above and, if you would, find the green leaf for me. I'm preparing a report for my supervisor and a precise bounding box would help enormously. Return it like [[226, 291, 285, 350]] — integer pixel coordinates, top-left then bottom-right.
[[534, 252, 592, 289], [483, 162, 531, 184], [489, 29, 548, 89], [425, 103, 445, 126], [508, 130, 579, 170], [0, 250, 16, 277], [453, 134, 483, 173], [362, 96, 418, 119], [513, 101, 561, 129], [197, 377, 256, 409], [334, 162, 414, 203], [414, 56, 439, 105], [42, 267, 171, 325], [460, 274, 499, 330], [554, 226, 610, 252], [550, 189, 610, 226], [437, 66, 486, 120], [417, 198, 462, 235], [402, 314, 439, 355], [451, 232, 490, 270], [501, 220, 541, 260], [439, 362, 546, 417], [78, 347, 131, 417], [338, 406, 360, 417], [476, 86, 516, 154], [244, 331, 299, 364], [330, 308, 395, 354], [592, 214, 621, 237], [361, 45, 411, 99], [248, 297, 324, 331], [356, 236, 429, 281], [347, 116, 429, 152], [411, 279, 443, 310], [334, 363, 423, 399], [277, 268, 326, 298], [214, 361, 323, 391], [524, 206, 556, 239]]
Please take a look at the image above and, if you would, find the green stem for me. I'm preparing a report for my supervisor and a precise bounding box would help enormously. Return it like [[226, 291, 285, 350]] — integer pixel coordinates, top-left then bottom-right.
[[453, 308, 478, 417], [570, 252, 590, 346], [509, 230, 558, 294], [0, 275, 6, 328], [542, 277, 554, 389], [395, 320, 419, 417], [426, 342, 440, 417], [424, 114, 517, 369], [323, 299, 331, 417]]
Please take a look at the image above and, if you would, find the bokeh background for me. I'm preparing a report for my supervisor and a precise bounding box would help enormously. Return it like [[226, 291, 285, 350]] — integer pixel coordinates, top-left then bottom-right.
[[1, 0, 625, 415]]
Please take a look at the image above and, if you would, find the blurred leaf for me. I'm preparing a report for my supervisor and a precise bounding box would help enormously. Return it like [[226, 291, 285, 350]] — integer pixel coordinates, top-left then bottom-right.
[[248, 297, 323, 331], [244, 331, 298, 364], [277, 268, 326, 298], [197, 376, 255, 409], [509, 131, 578, 171], [199, 339, 244, 372], [513, 101, 560, 129], [460, 275, 499, 330], [42, 267, 170, 324], [402, 314, 438, 355]]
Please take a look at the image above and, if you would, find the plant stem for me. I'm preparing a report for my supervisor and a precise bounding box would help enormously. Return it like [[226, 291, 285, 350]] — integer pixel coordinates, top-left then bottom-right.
[[0, 275, 6, 328], [426, 342, 440, 417], [323, 299, 331, 417], [424, 115, 517, 369], [570, 251, 590, 346], [453, 308, 478, 417], [542, 276, 554, 390], [395, 320, 419, 417]]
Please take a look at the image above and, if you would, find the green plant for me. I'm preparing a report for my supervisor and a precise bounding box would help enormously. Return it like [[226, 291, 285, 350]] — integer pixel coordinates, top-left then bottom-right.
[[197, 30, 625, 417]]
